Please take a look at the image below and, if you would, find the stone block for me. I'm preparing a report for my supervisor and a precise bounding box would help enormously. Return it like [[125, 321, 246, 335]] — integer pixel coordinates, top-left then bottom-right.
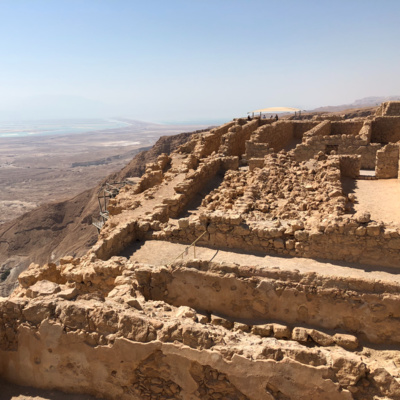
[[251, 324, 272, 337], [333, 333, 359, 350], [272, 324, 291, 339], [292, 327, 309, 342]]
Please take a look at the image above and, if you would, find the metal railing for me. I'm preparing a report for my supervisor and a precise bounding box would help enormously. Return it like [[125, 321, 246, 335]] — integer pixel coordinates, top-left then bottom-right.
[[168, 230, 208, 265]]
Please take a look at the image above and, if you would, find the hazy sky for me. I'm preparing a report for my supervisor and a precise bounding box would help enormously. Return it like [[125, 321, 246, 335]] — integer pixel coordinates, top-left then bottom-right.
[[0, 0, 399, 122]]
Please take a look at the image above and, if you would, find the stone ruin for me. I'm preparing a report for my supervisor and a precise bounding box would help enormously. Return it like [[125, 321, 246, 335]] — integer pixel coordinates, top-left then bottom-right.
[[2, 102, 400, 399]]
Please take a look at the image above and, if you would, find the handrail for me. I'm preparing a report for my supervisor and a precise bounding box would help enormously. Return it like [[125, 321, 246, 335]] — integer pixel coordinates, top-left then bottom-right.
[[168, 230, 208, 265]]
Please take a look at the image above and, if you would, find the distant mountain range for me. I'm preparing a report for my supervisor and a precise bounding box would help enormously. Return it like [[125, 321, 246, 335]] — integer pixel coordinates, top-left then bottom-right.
[[310, 96, 400, 113]]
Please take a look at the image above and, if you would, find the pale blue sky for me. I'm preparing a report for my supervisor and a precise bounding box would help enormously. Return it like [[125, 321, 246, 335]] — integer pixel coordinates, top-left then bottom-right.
[[0, 0, 399, 122]]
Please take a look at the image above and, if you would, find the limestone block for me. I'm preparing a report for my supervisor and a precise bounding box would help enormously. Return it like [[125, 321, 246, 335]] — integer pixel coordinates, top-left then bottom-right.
[[251, 324, 272, 337], [333, 333, 359, 350], [273, 239, 285, 249], [292, 327, 309, 342], [272, 324, 291, 339], [234, 322, 251, 332], [366, 225, 381, 236], [308, 329, 334, 346]]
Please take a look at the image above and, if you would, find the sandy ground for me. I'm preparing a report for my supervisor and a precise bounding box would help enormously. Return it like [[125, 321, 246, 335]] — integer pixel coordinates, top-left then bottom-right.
[[343, 177, 400, 226], [125, 240, 400, 284], [0, 121, 208, 224], [0, 379, 99, 400]]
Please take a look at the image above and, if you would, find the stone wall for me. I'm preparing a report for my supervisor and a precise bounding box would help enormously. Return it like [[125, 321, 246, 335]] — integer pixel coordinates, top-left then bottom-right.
[[371, 116, 400, 143], [193, 121, 236, 158], [339, 155, 361, 178], [292, 121, 319, 139], [375, 143, 399, 178], [331, 121, 364, 136], [293, 122, 379, 168], [375, 101, 400, 116], [219, 119, 259, 157], [136, 259, 400, 344], [303, 120, 331, 137], [161, 213, 400, 269]]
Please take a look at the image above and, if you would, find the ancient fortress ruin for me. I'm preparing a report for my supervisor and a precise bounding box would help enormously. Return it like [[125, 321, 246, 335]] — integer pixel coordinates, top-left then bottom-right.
[[2, 102, 400, 399]]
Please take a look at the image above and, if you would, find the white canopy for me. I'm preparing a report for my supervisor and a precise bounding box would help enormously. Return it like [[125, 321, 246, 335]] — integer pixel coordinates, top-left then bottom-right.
[[248, 107, 301, 114]]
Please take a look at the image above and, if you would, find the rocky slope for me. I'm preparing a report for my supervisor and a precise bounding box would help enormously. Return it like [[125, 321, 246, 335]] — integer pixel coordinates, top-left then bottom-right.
[[0, 130, 200, 297]]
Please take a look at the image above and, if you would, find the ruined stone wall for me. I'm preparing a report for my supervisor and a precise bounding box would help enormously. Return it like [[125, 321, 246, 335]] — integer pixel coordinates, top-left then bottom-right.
[[161, 213, 400, 269], [0, 305, 365, 400], [339, 155, 361, 178], [172, 158, 223, 217], [193, 121, 236, 158], [245, 122, 294, 159], [371, 117, 400, 143], [136, 260, 400, 344], [219, 119, 259, 157], [245, 141, 272, 159], [292, 121, 319, 139], [303, 120, 331, 137], [375, 143, 399, 178], [375, 101, 400, 116], [293, 121, 379, 168], [331, 121, 364, 136]]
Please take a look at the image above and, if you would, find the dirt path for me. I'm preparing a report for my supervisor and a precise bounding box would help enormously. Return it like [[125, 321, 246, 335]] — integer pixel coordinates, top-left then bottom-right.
[[343, 177, 400, 226], [126, 240, 400, 284]]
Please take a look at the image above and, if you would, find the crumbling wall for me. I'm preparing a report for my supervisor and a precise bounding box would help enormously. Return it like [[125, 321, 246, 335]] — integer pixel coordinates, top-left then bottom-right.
[[136, 260, 400, 344], [375, 143, 399, 178], [292, 121, 319, 139], [245, 122, 295, 159], [339, 155, 361, 178], [193, 121, 236, 158], [162, 213, 400, 269], [219, 119, 259, 157], [293, 121, 379, 168], [303, 120, 331, 138], [331, 121, 364, 136], [371, 117, 400, 143], [375, 101, 400, 117]]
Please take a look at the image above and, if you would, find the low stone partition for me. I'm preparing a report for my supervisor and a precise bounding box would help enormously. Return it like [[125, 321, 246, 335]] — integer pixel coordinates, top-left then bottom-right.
[[160, 212, 400, 269], [375, 143, 399, 179], [135, 259, 400, 344]]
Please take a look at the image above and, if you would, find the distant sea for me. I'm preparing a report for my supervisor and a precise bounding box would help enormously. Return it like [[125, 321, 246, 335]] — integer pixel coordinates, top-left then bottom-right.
[[0, 119, 131, 138]]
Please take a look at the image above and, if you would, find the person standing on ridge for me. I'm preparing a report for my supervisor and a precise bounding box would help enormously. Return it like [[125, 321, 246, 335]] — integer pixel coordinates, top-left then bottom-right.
[[275, 114, 279, 121]]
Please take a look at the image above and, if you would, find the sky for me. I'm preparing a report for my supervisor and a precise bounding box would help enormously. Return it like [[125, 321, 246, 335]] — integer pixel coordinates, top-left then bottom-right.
[[0, 0, 399, 123]]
